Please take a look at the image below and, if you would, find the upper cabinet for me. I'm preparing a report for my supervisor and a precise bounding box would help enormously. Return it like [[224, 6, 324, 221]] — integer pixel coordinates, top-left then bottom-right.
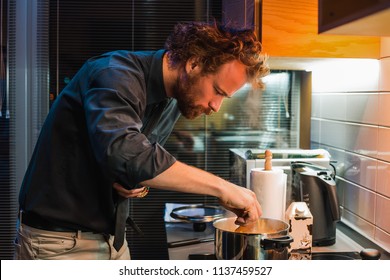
[[318, 0, 390, 36], [261, 0, 381, 58]]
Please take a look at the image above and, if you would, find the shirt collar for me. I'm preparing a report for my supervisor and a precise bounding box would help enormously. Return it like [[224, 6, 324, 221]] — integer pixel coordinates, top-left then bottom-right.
[[146, 49, 169, 105]]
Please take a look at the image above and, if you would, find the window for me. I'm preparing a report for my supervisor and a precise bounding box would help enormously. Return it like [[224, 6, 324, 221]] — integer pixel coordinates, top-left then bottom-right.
[[1, 0, 303, 260]]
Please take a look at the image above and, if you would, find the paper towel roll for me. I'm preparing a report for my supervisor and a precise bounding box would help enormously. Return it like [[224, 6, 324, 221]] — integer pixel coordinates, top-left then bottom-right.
[[250, 167, 287, 221]]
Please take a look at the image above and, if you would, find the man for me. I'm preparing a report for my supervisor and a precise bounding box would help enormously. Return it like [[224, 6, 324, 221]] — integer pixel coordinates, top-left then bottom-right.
[[14, 21, 269, 260]]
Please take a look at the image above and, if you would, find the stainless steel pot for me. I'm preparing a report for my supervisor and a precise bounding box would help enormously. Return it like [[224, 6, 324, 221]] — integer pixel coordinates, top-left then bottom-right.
[[214, 217, 293, 260]]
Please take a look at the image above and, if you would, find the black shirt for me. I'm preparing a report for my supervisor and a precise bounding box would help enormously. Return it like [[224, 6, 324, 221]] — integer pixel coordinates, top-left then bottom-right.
[[19, 49, 181, 234]]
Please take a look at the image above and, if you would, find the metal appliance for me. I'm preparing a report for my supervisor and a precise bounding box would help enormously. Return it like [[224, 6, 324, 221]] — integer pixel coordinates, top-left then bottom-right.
[[291, 162, 340, 246], [229, 148, 332, 208], [230, 149, 331, 187]]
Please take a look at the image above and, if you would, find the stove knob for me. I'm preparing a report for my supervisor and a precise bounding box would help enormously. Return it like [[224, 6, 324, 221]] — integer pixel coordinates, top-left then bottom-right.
[[360, 248, 381, 260]]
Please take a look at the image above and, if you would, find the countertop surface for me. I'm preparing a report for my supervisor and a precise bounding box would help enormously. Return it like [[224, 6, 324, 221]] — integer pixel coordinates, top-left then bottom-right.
[[165, 221, 388, 260], [164, 203, 388, 260]]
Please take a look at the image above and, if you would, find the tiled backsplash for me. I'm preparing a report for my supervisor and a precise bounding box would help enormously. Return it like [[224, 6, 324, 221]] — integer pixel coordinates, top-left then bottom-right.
[[310, 40, 390, 252]]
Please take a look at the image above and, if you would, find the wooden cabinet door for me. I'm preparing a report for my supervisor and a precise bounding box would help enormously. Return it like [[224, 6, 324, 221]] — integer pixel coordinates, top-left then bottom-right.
[[262, 0, 381, 58]]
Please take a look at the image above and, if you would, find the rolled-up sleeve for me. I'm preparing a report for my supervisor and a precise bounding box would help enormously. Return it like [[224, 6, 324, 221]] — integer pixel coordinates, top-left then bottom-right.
[[82, 67, 176, 188]]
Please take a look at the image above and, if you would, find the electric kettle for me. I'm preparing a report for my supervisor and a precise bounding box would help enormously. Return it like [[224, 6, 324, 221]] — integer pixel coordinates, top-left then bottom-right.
[[291, 162, 340, 246]]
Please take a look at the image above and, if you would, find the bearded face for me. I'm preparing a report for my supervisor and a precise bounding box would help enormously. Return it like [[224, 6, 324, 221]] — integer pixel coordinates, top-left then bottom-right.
[[171, 67, 212, 120], [168, 58, 247, 120]]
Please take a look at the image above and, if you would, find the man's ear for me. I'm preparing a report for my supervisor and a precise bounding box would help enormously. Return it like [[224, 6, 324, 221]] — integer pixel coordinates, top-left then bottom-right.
[[185, 57, 200, 74]]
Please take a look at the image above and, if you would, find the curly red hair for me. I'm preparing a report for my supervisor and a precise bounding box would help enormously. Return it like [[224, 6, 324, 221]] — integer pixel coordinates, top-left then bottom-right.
[[164, 21, 269, 89]]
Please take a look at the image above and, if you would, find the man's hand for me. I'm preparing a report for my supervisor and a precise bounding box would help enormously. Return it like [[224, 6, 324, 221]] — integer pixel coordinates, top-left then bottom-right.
[[218, 184, 262, 225], [113, 183, 150, 198]]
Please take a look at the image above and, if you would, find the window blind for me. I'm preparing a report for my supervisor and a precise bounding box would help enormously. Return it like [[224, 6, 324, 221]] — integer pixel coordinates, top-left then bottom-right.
[[0, 0, 301, 260]]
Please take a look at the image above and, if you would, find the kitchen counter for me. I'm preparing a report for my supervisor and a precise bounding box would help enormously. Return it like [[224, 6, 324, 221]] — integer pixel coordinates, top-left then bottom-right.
[[165, 221, 389, 260]]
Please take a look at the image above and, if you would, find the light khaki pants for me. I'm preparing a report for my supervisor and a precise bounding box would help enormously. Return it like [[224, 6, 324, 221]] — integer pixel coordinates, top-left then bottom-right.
[[14, 223, 130, 260]]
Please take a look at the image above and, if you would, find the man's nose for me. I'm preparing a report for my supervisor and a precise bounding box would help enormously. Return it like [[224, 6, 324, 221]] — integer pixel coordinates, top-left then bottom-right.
[[209, 97, 224, 113]]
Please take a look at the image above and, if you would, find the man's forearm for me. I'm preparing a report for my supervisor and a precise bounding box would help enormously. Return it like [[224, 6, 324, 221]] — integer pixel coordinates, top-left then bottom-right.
[[140, 160, 226, 199], [139, 160, 262, 225]]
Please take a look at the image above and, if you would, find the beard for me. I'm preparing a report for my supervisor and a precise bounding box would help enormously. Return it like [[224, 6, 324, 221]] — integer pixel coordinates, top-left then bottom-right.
[[171, 68, 212, 120]]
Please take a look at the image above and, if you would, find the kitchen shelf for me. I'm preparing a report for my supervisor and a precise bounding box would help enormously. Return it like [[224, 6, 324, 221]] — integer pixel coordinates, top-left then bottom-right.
[[318, 0, 390, 36]]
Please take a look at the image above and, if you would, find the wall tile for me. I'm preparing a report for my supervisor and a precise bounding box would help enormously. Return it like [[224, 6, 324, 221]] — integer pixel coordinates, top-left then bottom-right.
[[345, 123, 378, 158], [343, 153, 376, 191], [374, 227, 390, 253], [310, 142, 320, 149], [346, 94, 378, 125], [320, 94, 346, 121], [377, 126, 390, 162], [378, 93, 390, 127], [310, 53, 389, 250], [310, 119, 320, 143], [376, 195, 390, 233], [342, 209, 375, 240], [377, 160, 390, 198], [320, 120, 346, 149], [344, 180, 375, 221], [379, 57, 390, 92], [311, 59, 379, 93], [311, 94, 321, 118]]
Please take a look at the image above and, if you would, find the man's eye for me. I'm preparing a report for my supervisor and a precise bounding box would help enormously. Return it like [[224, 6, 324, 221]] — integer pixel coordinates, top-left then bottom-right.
[[214, 86, 228, 98], [215, 89, 223, 96]]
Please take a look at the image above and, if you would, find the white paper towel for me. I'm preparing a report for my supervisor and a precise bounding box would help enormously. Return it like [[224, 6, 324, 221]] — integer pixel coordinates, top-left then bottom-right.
[[250, 167, 287, 221]]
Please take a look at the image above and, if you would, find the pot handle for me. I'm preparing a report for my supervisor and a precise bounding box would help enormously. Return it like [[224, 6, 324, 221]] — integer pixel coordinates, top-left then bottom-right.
[[261, 236, 294, 250]]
